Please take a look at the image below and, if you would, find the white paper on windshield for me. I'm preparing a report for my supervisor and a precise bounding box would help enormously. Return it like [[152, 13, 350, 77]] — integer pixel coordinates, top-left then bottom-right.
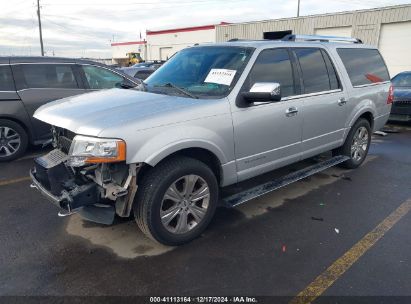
[[204, 69, 237, 86]]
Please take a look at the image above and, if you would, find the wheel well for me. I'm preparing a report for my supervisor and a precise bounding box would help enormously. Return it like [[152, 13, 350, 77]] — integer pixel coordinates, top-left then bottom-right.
[[0, 116, 32, 143], [358, 112, 374, 130], [138, 148, 222, 184]]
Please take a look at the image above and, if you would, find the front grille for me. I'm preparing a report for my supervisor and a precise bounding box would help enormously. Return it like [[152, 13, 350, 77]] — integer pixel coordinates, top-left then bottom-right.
[[394, 100, 411, 105]]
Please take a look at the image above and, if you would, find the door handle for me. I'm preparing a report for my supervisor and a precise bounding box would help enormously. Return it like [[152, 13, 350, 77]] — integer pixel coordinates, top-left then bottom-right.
[[285, 107, 298, 117], [338, 97, 347, 106]]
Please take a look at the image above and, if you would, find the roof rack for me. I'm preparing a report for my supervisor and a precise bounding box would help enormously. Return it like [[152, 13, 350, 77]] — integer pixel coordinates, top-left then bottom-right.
[[281, 34, 362, 44]]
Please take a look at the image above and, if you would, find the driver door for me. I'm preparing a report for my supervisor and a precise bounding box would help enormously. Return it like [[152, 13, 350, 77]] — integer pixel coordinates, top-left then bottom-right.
[[231, 48, 304, 182]]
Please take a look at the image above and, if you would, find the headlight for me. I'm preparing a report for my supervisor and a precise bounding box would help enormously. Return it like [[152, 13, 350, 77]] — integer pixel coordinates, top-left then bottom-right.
[[67, 135, 126, 167]]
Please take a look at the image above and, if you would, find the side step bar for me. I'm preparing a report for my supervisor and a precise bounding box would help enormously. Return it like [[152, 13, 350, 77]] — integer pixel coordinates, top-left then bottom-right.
[[222, 155, 350, 208]]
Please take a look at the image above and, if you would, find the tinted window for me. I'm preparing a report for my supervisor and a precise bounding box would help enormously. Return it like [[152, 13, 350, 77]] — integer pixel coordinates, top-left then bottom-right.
[[82, 65, 124, 89], [0, 65, 15, 91], [337, 48, 390, 86], [245, 48, 295, 97], [294, 48, 332, 94], [321, 49, 340, 90], [20, 64, 78, 89], [392, 73, 411, 87]]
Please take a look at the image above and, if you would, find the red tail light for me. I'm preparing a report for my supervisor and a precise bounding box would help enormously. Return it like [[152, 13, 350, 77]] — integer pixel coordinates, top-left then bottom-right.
[[387, 85, 394, 104]]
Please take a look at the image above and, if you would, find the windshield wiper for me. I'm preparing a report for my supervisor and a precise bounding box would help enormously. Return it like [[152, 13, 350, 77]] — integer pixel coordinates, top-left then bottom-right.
[[155, 82, 198, 99]]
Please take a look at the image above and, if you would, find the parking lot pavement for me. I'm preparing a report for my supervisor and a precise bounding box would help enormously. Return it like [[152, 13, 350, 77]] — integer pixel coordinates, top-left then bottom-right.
[[0, 124, 410, 300]]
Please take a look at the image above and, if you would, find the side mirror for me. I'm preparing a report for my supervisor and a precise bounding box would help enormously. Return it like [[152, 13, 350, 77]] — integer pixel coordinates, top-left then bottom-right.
[[242, 82, 281, 103]]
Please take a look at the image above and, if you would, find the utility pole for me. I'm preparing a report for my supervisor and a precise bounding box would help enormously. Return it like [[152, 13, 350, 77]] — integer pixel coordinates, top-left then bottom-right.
[[37, 0, 44, 56], [297, 0, 300, 17]]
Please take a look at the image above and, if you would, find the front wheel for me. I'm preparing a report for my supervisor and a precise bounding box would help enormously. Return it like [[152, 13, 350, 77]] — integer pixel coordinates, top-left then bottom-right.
[[134, 156, 219, 246], [335, 118, 371, 169]]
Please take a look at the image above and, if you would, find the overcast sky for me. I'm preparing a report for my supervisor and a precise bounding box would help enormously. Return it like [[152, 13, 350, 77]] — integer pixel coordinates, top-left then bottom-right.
[[0, 0, 410, 58]]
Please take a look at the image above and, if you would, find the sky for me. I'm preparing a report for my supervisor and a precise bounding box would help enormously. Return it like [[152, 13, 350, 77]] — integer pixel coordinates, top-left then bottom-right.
[[0, 0, 410, 58]]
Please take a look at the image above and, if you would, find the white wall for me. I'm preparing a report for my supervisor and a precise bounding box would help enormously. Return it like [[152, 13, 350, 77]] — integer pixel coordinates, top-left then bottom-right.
[[146, 28, 216, 60], [314, 26, 353, 37], [379, 21, 411, 77], [111, 43, 146, 60]]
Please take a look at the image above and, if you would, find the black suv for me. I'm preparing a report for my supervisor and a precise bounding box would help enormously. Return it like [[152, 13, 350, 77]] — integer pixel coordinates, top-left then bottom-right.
[[0, 57, 138, 161]]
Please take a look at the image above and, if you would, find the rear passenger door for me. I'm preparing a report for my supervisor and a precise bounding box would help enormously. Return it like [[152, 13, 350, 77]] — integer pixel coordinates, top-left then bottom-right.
[[12, 63, 85, 142], [292, 48, 349, 158]]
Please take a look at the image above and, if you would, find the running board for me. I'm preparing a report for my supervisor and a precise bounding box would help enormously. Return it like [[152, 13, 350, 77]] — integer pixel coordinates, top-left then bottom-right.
[[222, 155, 350, 208]]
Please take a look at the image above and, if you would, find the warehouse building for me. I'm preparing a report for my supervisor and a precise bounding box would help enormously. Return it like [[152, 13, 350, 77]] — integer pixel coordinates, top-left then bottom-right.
[[111, 40, 147, 66], [216, 4, 411, 76], [111, 5, 411, 75], [145, 22, 228, 61]]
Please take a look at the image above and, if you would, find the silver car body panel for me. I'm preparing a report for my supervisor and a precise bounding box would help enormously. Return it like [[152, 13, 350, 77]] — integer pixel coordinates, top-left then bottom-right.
[[34, 40, 391, 187]]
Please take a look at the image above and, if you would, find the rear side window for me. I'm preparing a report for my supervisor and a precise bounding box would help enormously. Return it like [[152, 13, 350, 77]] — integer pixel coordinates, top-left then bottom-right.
[[246, 48, 296, 97], [82, 65, 124, 89], [19, 64, 78, 89], [0, 65, 15, 91], [294, 48, 335, 94], [337, 48, 390, 86], [321, 50, 340, 90]]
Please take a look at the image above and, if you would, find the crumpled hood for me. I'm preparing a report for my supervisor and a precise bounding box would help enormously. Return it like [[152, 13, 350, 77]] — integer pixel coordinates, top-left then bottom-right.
[[34, 89, 203, 136]]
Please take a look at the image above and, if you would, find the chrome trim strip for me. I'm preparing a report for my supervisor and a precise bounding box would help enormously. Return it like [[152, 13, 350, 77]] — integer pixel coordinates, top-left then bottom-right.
[[353, 81, 390, 88]]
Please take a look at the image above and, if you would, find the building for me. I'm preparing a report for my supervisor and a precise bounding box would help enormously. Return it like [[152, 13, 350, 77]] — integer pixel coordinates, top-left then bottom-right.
[[111, 5, 411, 75], [216, 4, 411, 76], [111, 41, 147, 66], [145, 22, 229, 61]]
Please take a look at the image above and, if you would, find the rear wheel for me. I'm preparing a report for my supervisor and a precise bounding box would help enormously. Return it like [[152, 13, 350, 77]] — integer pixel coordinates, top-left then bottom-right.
[[0, 119, 28, 162], [134, 156, 219, 246], [335, 118, 371, 169]]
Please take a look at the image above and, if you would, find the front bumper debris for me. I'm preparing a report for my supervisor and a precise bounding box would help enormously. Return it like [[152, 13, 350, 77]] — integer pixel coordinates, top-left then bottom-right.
[[30, 149, 99, 211]]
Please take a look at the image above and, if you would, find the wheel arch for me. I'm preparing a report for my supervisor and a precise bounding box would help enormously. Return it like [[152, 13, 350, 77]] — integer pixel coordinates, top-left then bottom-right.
[[139, 146, 223, 185], [0, 115, 33, 143]]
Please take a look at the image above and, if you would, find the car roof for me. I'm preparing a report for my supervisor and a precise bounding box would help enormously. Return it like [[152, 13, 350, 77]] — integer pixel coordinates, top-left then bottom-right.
[[0, 56, 107, 66], [195, 40, 375, 50]]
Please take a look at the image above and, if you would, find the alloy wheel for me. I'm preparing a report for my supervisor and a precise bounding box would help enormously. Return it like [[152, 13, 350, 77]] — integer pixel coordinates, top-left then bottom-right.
[[0, 126, 21, 158], [160, 174, 210, 234], [351, 126, 369, 162]]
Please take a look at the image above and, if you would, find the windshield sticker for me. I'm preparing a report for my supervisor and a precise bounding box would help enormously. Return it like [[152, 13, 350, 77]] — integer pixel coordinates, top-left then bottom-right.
[[204, 69, 237, 86]]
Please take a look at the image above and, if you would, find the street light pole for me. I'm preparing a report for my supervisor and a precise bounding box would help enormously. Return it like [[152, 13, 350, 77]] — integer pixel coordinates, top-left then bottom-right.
[[37, 0, 44, 56], [297, 0, 300, 17]]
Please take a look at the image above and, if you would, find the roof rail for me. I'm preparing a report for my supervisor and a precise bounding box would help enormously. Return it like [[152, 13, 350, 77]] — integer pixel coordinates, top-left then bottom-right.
[[282, 34, 362, 44]]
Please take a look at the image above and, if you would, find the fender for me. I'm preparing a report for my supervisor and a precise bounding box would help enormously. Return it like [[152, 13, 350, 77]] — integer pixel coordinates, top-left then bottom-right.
[[127, 125, 233, 167], [343, 99, 376, 140]]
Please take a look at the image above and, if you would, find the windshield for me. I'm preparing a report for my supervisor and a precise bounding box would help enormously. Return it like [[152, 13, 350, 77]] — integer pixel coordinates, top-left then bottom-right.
[[392, 73, 411, 87], [144, 46, 254, 99]]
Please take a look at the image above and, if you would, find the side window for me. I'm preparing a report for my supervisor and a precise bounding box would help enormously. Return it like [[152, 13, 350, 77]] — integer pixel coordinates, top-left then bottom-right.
[[321, 49, 340, 90], [337, 48, 390, 86], [82, 65, 124, 89], [0, 66, 16, 91], [294, 48, 332, 94], [246, 48, 295, 97], [19, 64, 78, 89]]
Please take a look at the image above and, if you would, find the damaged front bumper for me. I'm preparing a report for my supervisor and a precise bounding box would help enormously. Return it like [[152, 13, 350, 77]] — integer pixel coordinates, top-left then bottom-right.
[[30, 149, 140, 225]]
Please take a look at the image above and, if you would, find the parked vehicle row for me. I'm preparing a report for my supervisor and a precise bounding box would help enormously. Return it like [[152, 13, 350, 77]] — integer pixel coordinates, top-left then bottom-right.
[[30, 35, 392, 245], [119, 60, 165, 80], [0, 57, 139, 161], [389, 71, 411, 122]]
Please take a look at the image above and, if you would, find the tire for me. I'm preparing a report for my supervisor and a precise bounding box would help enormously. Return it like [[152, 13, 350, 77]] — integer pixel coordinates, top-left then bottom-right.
[[134, 156, 219, 246], [335, 118, 371, 169], [0, 119, 28, 162]]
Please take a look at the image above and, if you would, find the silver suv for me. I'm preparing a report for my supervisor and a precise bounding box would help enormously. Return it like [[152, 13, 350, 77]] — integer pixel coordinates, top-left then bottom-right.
[[30, 35, 392, 245]]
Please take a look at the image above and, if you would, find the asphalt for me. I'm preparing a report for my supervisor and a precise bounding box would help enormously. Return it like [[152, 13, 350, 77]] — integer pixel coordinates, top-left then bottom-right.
[[0, 123, 410, 302]]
